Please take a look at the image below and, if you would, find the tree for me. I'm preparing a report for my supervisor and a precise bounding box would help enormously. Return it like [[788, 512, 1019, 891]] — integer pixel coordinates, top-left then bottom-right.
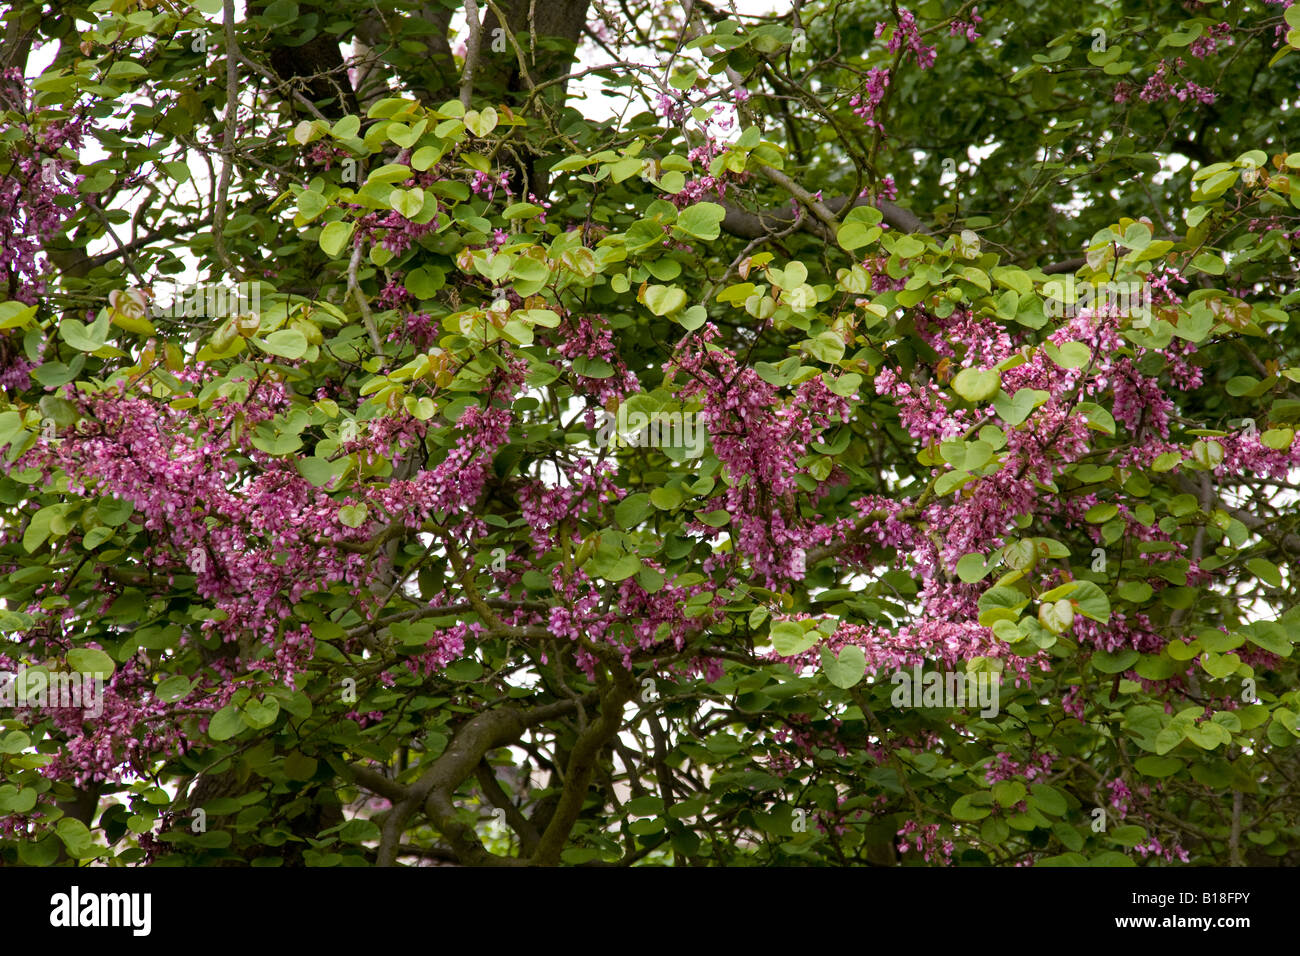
[[1, 0, 1299, 867]]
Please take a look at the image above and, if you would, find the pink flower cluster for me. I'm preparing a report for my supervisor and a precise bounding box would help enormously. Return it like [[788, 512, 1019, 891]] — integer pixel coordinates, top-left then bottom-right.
[[897, 819, 953, 863], [671, 326, 849, 582], [876, 9, 937, 70], [351, 168, 443, 255], [1107, 778, 1132, 816], [0, 68, 85, 303], [848, 67, 891, 131], [655, 91, 689, 125], [554, 312, 640, 406], [471, 168, 511, 201], [1188, 22, 1233, 58], [949, 7, 983, 42], [1139, 59, 1217, 104], [305, 142, 348, 169], [985, 751, 1056, 784]]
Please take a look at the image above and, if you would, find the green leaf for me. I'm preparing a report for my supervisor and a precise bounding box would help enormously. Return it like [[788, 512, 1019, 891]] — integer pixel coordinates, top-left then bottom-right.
[[338, 504, 368, 528], [1110, 825, 1147, 847], [0, 300, 37, 329], [1085, 502, 1117, 523], [992, 780, 1027, 807], [319, 220, 354, 257], [66, 647, 116, 677], [503, 202, 543, 220], [390, 187, 425, 219], [59, 316, 110, 352], [1262, 428, 1294, 450], [771, 621, 817, 657], [820, 644, 866, 688], [994, 388, 1048, 426], [1043, 341, 1090, 369], [1038, 599, 1074, 634], [297, 456, 342, 488], [154, 675, 193, 702], [1152, 451, 1183, 472], [464, 107, 499, 137], [1226, 375, 1259, 397], [650, 486, 683, 510], [607, 157, 644, 182], [97, 497, 134, 526], [1134, 653, 1176, 679], [1117, 580, 1153, 603], [1189, 252, 1224, 275], [951, 792, 993, 821], [0, 785, 36, 814], [208, 704, 247, 742], [1243, 622, 1292, 657], [981, 815, 1011, 845], [367, 162, 414, 184], [590, 550, 641, 582], [1076, 402, 1116, 436], [572, 356, 613, 378], [1069, 580, 1111, 623], [242, 695, 281, 729], [585, 533, 642, 582], [956, 552, 993, 583], [644, 284, 687, 316], [55, 818, 96, 858], [1092, 648, 1138, 674], [1172, 303, 1214, 342], [890, 234, 926, 258], [0, 731, 31, 754], [991, 266, 1033, 297], [297, 190, 328, 222], [837, 220, 881, 250], [1028, 783, 1067, 816], [807, 331, 845, 364], [615, 493, 652, 528], [1191, 439, 1224, 469], [977, 585, 1030, 626], [952, 367, 1001, 402], [284, 751, 319, 781], [1133, 755, 1183, 778], [674, 202, 725, 240], [24, 504, 60, 552], [1245, 558, 1281, 587], [677, 305, 707, 331], [339, 818, 382, 843], [257, 329, 309, 360]]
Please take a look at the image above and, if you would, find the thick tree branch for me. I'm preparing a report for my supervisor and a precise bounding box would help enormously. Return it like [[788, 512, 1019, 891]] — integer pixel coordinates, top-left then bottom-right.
[[531, 677, 635, 865], [460, 0, 484, 108], [476, 759, 541, 855]]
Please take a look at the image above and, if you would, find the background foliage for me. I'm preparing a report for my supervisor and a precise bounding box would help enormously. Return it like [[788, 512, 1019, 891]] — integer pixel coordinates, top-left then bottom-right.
[[1, 0, 1299, 866]]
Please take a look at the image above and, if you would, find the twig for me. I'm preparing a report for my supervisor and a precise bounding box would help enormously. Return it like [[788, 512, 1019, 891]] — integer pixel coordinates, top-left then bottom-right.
[[347, 239, 383, 355]]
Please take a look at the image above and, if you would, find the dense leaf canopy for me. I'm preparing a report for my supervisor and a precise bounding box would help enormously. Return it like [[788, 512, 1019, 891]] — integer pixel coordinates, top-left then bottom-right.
[[1, 0, 1299, 866]]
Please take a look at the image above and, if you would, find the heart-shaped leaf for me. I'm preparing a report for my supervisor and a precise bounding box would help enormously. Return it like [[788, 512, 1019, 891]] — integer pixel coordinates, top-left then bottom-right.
[[952, 366, 1001, 402], [820, 644, 866, 688]]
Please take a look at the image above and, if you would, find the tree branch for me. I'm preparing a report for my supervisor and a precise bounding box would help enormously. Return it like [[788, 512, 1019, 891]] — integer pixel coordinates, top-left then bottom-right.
[[460, 0, 484, 108]]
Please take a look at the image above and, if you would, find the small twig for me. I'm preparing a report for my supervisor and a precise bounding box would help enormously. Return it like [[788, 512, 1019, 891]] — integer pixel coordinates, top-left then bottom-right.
[[347, 240, 383, 355]]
